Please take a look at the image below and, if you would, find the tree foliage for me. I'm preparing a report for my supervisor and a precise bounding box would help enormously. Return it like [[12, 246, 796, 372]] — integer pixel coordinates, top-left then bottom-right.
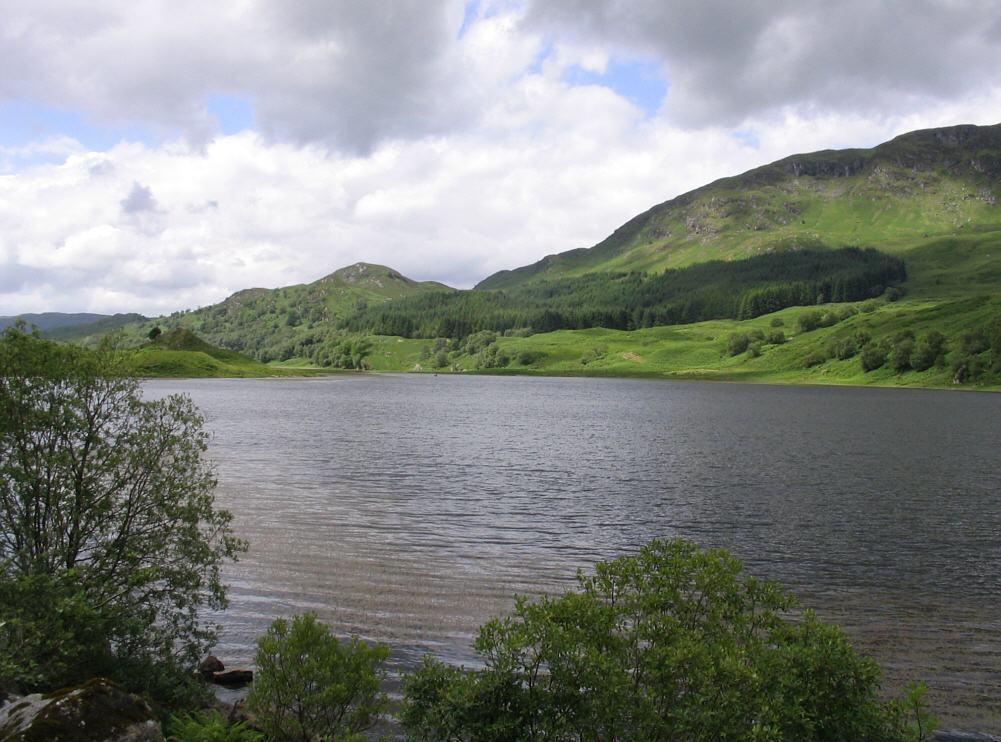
[[0, 327, 245, 700], [402, 539, 930, 741], [168, 710, 264, 742], [344, 248, 905, 339], [247, 613, 390, 742]]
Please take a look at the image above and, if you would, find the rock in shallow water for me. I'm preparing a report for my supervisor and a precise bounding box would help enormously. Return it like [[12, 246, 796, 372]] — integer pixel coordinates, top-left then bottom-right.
[[210, 669, 254, 687], [198, 654, 225, 679]]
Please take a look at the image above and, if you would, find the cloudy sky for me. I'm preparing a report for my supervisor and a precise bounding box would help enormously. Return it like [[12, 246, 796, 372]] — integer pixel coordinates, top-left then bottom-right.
[[2, 0, 1000, 315]]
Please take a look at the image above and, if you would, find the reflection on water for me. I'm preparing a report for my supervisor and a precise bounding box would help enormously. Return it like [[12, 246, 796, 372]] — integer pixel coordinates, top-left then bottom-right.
[[145, 375, 1001, 731]]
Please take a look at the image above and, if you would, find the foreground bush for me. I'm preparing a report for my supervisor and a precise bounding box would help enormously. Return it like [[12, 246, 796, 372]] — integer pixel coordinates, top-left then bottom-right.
[[168, 710, 263, 742], [248, 613, 389, 741], [402, 539, 932, 741]]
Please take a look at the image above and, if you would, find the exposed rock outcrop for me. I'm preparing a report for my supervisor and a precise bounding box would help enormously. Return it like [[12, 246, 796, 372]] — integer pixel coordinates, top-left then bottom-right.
[[0, 678, 163, 741]]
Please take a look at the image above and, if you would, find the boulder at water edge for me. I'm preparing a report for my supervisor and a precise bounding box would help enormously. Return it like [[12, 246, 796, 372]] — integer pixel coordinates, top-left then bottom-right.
[[0, 678, 163, 741]]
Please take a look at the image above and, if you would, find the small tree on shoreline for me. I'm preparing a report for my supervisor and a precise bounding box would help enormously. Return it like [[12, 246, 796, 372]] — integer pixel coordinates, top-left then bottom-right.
[[402, 539, 935, 741], [248, 613, 389, 741], [0, 326, 246, 703]]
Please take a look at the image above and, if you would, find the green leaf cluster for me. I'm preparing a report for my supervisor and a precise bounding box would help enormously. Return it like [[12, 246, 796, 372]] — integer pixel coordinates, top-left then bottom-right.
[[0, 326, 246, 704], [168, 710, 263, 742], [247, 613, 390, 741], [402, 539, 932, 741]]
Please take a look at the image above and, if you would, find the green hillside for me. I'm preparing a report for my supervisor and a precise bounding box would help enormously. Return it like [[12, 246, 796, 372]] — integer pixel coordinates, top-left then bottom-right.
[[130, 328, 313, 378], [58, 124, 1001, 388], [477, 124, 1001, 288], [43, 313, 148, 341], [60, 262, 454, 367]]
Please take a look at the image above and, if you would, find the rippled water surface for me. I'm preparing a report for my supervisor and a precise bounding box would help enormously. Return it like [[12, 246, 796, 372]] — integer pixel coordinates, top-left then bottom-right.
[[145, 374, 1001, 731]]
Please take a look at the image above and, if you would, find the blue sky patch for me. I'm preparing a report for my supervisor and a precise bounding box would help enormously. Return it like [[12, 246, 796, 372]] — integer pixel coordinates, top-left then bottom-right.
[[563, 58, 668, 117], [458, 0, 480, 38], [529, 39, 556, 75], [206, 93, 255, 135], [731, 129, 761, 149], [0, 100, 155, 153]]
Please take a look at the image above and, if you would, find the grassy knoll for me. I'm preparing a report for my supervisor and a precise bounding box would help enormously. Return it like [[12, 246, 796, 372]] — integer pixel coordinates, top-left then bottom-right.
[[130, 328, 328, 378]]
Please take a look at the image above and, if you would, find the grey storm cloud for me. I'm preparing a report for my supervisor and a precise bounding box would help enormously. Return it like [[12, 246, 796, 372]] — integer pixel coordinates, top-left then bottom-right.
[[120, 182, 159, 214], [522, 0, 1001, 127], [0, 0, 471, 154]]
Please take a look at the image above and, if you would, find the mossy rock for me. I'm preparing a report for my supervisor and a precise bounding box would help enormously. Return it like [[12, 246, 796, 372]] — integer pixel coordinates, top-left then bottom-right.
[[0, 678, 162, 741]]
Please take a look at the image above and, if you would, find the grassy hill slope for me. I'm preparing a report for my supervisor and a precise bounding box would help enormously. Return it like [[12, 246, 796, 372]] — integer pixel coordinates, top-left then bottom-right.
[[43, 314, 149, 342], [130, 328, 313, 378], [478, 124, 1001, 288]]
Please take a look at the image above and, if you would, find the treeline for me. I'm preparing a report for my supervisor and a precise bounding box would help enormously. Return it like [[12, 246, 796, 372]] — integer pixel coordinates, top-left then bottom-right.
[[344, 248, 906, 338]]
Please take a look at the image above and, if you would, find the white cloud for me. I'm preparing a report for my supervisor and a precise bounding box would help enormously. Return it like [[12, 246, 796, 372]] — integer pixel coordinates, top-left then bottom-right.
[[1, 1, 1000, 315], [0, 0, 480, 153], [522, 0, 1001, 128]]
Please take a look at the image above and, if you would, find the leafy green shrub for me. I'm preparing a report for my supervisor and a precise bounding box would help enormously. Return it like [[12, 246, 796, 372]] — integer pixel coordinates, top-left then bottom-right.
[[248, 614, 389, 742], [747, 342, 762, 358], [952, 354, 986, 383], [911, 331, 947, 372], [891, 340, 914, 372], [168, 710, 263, 742], [402, 540, 928, 742], [516, 350, 546, 365], [826, 336, 858, 360], [960, 329, 989, 356], [0, 573, 109, 690], [979, 317, 1001, 371], [770, 316, 785, 327], [797, 310, 824, 333], [803, 351, 826, 368], [726, 333, 750, 356], [860, 346, 887, 372], [766, 329, 786, 345], [504, 327, 534, 338], [748, 328, 766, 342], [838, 305, 860, 320], [461, 330, 498, 355], [579, 345, 608, 365], [475, 343, 511, 369], [819, 311, 840, 328]]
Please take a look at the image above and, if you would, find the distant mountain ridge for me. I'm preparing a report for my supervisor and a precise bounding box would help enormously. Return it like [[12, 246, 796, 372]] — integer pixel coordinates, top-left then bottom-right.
[[1, 312, 147, 333], [38, 123, 1001, 387], [477, 123, 1001, 289]]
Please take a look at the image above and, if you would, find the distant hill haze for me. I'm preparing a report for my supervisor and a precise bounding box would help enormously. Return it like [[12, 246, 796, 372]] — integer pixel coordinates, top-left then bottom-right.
[[0, 312, 124, 332], [477, 123, 1001, 289]]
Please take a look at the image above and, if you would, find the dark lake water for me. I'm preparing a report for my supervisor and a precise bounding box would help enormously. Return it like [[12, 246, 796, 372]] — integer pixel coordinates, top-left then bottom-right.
[[145, 374, 1001, 731]]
